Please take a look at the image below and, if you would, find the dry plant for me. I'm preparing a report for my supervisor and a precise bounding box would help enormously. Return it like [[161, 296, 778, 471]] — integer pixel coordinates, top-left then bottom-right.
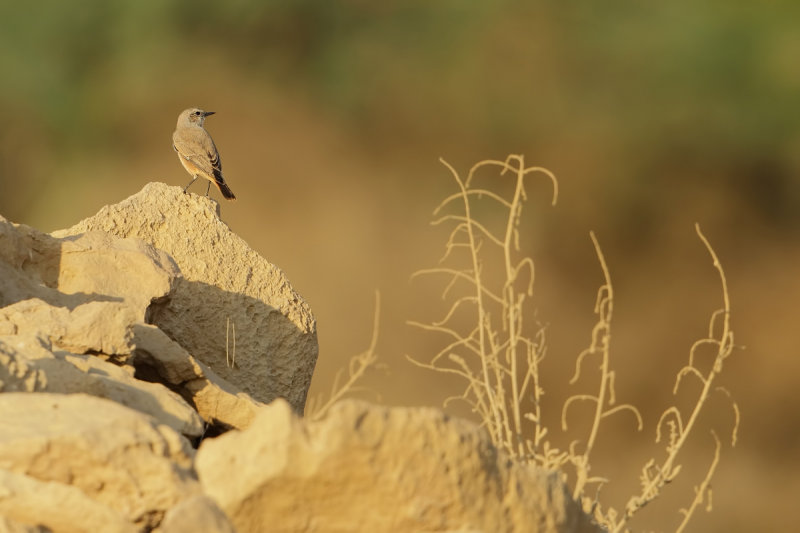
[[561, 231, 643, 514], [306, 291, 382, 421], [225, 317, 236, 369], [564, 224, 740, 532], [408, 155, 739, 532], [408, 154, 558, 462]]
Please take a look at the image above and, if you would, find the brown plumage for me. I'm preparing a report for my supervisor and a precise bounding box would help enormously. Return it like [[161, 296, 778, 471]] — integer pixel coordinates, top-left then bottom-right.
[[172, 108, 236, 200]]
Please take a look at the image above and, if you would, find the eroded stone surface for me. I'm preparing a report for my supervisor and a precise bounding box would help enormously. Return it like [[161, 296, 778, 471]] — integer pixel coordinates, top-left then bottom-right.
[[0, 468, 136, 533], [0, 191, 601, 533], [196, 399, 601, 533], [0, 299, 135, 355], [53, 183, 318, 413], [0, 335, 203, 438], [0, 393, 199, 530], [0, 217, 177, 318], [156, 495, 236, 533], [132, 323, 264, 430]]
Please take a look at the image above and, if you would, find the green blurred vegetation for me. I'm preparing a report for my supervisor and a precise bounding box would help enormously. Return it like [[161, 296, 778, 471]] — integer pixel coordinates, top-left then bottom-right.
[[2, 1, 799, 228]]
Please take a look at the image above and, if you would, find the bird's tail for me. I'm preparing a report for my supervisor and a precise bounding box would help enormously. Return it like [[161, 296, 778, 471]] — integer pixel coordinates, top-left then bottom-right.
[[217, 179, 236, 200]]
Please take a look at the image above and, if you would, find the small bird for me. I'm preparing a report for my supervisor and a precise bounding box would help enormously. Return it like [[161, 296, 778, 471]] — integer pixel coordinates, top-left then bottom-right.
[[172, 108, 236, 200]]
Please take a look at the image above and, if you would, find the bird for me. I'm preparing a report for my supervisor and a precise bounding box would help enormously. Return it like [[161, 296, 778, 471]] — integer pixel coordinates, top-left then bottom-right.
[[172, 108, 236, 200]]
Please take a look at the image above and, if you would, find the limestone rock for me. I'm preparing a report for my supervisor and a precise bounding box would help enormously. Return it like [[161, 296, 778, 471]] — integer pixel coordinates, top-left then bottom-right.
[[0, 393, 200, 530], [56, 230, 179, 319], [0, 298, 135, 355], [0, 336, 45, 392], [53, 182, 318, 412], [0, 208, 268, 432], [131, 323, 206, 384], [132, 323, 264, 430], [0, 469, 136, 533], [156, 495, 237, 533], [0, 217, 178, 318], [0, 335, 204, 438], [0, 517, 48, 533], [195, 399, 601, 533], [0, 216, 62, 308]]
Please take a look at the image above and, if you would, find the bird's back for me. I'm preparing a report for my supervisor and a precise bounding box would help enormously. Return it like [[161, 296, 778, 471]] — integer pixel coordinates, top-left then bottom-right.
[[173, 125, 219, 175]]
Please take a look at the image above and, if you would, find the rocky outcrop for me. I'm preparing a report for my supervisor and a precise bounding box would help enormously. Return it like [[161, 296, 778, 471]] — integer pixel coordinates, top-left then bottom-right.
[[196, 399, 601, 533], [53, 182, 318, 412], [131, 323, 263, 431], [0, 468, 137, 533], [0, 187, 315, 530], [1, 181, 319, 424], [0, 334, 204, 438], [0, 393, 201, 531], [0, 298, 136, 356], [0, 226, 177, 317], [0, 184, 597, 532], [156, 495, 237, 533]]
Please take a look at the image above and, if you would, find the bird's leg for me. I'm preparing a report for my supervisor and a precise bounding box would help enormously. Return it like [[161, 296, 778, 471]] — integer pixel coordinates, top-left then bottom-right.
[[183, 176, 198, 193], [205, 181, 211, 197]]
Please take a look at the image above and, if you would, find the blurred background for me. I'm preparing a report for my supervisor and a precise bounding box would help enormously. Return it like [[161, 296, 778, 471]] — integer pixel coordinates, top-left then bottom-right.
[[1, 1, 797, 531]]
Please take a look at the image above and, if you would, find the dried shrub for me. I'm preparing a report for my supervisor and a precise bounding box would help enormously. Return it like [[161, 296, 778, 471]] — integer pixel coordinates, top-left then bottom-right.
[[409, 155, 739, 531]]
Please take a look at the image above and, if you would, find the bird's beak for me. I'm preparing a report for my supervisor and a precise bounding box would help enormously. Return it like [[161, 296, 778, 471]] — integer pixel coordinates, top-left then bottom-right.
[[203, 111, 216, 117]]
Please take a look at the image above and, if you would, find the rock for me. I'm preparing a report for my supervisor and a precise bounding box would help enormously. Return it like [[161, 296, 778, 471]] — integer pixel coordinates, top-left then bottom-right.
[[0, 336, 45, 392], [0, 189, 601, 532], [0, 516, 50, 533], [55, 231, 180, 319], [0, 217, 178, 318], [0, 216, 61, 308], [156, 495, 237, 533], [1, 206, 271, 432], [0, 335, 204, 438], [132, 323, 264, 430], [0, 393, 200, 530], [0, 214, 181, 358], [0, 518, 47, 533], [0, 298, 135, 355], [53, 182, 318, 413], [131, 323, 206, 384], [181, 370, 262, 431], [195, 399, 600, 533], [0, 469, 136, 533]]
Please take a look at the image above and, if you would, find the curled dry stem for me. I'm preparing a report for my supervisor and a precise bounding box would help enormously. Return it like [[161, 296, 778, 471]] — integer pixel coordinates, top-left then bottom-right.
[[409, 157, 737, 532], [409, 155, 557, 460], [564, 232, 642, 503], [610, 224, 738, 532]]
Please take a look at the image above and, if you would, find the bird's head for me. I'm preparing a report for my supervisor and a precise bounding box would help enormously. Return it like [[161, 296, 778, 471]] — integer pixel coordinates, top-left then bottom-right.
[[178, 108, 215, 127]]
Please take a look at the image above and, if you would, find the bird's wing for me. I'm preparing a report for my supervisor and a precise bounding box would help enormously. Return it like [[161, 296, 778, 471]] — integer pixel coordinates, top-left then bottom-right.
[[172, 128, 222, 177]]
